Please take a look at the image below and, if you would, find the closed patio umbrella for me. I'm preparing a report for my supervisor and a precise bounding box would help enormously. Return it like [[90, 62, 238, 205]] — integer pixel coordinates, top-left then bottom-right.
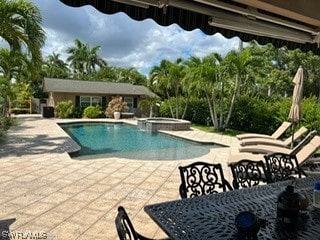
[[48, 92, 54, 107], [288, 66, 304, 148]]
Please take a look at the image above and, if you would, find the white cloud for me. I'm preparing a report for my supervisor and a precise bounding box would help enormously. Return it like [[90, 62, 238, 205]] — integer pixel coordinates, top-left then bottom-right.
[[32, 0, 240, 75]]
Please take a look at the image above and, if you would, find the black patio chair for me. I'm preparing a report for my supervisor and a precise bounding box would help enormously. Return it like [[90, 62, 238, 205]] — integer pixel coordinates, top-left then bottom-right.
[[178, 162, 232, 199], [228, 159, 272, 190], [264, 152, 308, 183], [115, 206, 171, 240]]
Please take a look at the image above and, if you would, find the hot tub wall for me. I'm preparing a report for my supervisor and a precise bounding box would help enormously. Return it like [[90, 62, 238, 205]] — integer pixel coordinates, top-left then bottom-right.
[[147, 122, 190, 131], [137, 118, 191, 132]]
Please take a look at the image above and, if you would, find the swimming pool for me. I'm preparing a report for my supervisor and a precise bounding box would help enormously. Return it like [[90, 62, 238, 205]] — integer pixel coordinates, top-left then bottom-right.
[[60, 122, 217, 160]]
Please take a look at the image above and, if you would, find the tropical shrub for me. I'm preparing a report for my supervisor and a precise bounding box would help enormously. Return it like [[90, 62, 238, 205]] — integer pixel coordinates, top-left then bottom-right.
[[55, 100, 74, 118], [83, 105, 102, 118], [301, 96, 320, 131], [159, 98, 176, 118], [159, 97, 210, 125], [0, 116, 17, 142], [184, 98, 211, 125], [229, 95, 281, 134], [72, 106, 85, 118], [0, 116, 15, 131]]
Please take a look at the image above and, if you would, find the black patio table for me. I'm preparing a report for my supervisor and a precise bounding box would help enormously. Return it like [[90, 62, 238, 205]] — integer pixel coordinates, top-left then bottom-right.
[[144, 176, 320, 240]]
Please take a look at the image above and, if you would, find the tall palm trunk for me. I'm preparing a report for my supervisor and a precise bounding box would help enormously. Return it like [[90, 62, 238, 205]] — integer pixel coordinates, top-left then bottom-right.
[[181, 96, 189, 119], [166, 89, 175, 118], [2, 98, 8, 117], [219, 81, 225, 131], [175, 87, 179, 119], [149, 106, 153, 118], [205, 91, 218, 128], [225, 74, 240, 128]]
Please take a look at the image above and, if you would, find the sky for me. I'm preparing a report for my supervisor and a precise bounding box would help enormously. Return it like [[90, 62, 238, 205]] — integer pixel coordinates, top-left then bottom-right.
[[30, 0, 242, 75]]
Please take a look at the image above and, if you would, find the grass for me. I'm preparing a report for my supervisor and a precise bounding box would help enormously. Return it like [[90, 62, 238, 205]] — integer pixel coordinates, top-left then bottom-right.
[[191, 124, 245, 136]]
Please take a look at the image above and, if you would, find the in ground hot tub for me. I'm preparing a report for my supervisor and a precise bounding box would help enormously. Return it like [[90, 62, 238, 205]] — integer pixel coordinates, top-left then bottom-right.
[[137, 118, 191, 132]]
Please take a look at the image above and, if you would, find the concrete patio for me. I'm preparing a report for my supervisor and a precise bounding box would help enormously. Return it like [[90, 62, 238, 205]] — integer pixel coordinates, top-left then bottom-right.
[[0, 115, 241, 240]]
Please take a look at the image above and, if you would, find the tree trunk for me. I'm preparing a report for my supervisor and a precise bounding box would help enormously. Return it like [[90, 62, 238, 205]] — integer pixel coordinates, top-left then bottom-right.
[[218, 81, 225, 131], [225, 75, 239, 128], [205, 91, 218, 129], [175, 91, 179, 119], [166, 89, 175, 118], [181, 96, 189, 120], [2, 98, 9, 117], [149, 106, 153, 118]]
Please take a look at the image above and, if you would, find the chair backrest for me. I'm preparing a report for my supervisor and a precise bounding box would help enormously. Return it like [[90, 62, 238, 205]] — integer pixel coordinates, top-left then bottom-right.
[[296, 135, 320, 165], [291, 130, 318, 155], [228, 159, 271, 189], [270, 121, 292, 139], [264, 153, 305, 182], [178, 162, 232, 198], [282, 126, 308, 146], [115, 206, 140, 240]]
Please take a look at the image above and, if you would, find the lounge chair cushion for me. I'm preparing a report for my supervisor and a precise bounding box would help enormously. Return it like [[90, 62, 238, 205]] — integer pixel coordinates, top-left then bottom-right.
[[240, 126, 308, 147]]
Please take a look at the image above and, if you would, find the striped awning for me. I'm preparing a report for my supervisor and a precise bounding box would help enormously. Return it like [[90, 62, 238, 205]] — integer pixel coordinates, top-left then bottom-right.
[[59, 0, 320, 54]]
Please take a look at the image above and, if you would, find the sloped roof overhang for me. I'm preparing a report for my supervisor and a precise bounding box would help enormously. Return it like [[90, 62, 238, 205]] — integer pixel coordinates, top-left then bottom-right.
[[43, 78, 158, 97], [60, 0, 320, 54]]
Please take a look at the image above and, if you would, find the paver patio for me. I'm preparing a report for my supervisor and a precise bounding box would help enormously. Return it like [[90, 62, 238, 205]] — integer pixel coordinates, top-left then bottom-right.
[[0, 115, 241, 240]]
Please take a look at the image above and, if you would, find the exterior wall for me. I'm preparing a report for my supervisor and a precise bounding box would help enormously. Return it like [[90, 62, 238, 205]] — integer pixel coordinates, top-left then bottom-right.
[[52, 92, 78, 106], [51, 92, 151, 117]]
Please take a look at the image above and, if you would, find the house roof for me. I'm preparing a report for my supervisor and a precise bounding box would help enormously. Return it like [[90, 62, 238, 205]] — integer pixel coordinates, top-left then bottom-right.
[[43, 78, 157, 97]]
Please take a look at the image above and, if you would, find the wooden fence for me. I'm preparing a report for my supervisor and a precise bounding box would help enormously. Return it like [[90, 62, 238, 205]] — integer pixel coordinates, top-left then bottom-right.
[[9, 98, 32, 114]]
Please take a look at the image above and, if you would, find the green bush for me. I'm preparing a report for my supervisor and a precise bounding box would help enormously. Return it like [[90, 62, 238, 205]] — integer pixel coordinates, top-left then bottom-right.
[[184, 98, 211, 125], [159, 98, 176, 118], [72, 106, 85, 118], [56, 100, 74, 118], [159, 97, 210, 125], [0, 116, 17, 142], [160, 95, 320, 134], [301, 96, 320, 131], [229, 95, 281, 134], [0, 116, 15, 130], [83, 105, 102, 118]]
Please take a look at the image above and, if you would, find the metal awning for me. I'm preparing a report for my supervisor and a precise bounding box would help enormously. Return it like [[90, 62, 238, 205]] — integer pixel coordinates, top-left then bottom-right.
[[59, 0, 320, 54]]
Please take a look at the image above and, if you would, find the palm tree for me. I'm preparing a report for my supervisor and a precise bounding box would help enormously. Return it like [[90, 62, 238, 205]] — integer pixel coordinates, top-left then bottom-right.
[[86, 45, 107, 74], [138, 96, 160, 117], [169, 58, 185, 119], [185, 54, 221, 129], [66, 39, 106, 78], [43, 53, 69, 78], [222, 42, 257, 128], [0, 0, 45, 116], [149, 59, 175, 118], [0, 49, 22, 116], [149, 58, 185, 119], [66, 39, 88, 78], [0, 0, 45, 66], [113, 67, 147, 85]]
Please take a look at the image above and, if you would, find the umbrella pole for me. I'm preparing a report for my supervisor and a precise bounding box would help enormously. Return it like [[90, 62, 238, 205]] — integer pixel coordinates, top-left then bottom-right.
[[291, 123, 295, 149]]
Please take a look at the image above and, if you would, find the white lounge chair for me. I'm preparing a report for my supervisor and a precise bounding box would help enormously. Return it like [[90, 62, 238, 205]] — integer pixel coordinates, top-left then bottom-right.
[[240, 126, 308, 147], [236, 121, 292, 140]]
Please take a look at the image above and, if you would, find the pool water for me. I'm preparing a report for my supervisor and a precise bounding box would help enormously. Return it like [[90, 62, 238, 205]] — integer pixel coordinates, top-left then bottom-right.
[[60, 122, 216, 160]]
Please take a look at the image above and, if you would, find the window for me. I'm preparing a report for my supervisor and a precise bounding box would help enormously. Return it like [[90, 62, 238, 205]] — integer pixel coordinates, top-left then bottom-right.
[[124, 97, 133, 108], [80, 96, 102, 107]]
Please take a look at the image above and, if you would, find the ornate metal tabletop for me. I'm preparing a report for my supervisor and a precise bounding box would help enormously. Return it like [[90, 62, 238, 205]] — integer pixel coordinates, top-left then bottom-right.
[[144, 177, 320, 240]]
